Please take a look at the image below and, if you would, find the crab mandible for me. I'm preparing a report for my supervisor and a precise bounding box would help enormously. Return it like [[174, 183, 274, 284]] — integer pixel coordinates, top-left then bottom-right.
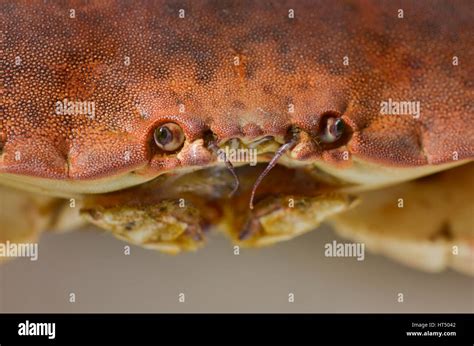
[[1, 1, 473, 274]]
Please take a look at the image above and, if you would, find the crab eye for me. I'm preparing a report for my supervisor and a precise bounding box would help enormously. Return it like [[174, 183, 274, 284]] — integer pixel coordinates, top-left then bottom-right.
[[153, 122, 185, 151], [320, 117, 345, 143]]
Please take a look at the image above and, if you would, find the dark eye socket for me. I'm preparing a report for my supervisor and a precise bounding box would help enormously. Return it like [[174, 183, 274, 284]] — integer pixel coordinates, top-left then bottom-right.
[[320, 115, 345, 144], [333, 118, 344, 134], [155, 127, 173, 145], [153, 122, 185, 151], [329, 118, 344, 139]]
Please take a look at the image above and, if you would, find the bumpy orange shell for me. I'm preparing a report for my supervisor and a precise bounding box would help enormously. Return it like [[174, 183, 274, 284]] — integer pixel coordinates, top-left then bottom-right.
[[1, 0, 473, 194]]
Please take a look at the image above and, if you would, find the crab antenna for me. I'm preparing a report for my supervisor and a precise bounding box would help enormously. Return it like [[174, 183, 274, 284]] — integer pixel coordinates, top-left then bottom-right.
[[207, 141, 240, 197], [249, 134, 299, 210]]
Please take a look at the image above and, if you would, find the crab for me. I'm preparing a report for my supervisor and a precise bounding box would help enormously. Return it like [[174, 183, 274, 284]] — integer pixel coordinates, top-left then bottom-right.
[[1, 1, 473, 274]]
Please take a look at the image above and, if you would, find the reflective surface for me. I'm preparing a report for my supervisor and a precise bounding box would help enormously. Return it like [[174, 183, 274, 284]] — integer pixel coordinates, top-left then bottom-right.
[[1, 226, 473, 312]]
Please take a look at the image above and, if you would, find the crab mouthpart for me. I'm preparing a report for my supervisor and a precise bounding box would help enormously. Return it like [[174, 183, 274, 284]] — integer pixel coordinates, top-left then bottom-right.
[[249, 132, 300, 209], [81, 163, 357, 253], [207, 140, 240, 197]]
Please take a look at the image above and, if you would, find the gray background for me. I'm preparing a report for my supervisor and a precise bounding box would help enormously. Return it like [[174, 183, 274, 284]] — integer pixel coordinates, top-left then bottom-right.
[[1, 226, 473, 312]]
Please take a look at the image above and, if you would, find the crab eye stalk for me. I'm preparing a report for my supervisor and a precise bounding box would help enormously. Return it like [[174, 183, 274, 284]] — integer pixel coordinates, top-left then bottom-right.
[[320, 117, 345, 143], [153, 122, 185, 151]]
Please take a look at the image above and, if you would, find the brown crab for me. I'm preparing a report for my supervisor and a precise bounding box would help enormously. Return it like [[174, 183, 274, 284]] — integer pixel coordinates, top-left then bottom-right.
[[1, 0, 473, 274]]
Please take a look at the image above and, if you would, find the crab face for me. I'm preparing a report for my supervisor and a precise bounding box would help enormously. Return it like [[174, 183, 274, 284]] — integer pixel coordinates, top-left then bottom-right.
[[1, 2, 473, 265]]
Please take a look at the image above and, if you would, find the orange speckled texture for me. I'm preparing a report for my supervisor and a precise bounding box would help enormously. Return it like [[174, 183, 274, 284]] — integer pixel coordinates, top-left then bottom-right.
[[1, 0, 473, 180]]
